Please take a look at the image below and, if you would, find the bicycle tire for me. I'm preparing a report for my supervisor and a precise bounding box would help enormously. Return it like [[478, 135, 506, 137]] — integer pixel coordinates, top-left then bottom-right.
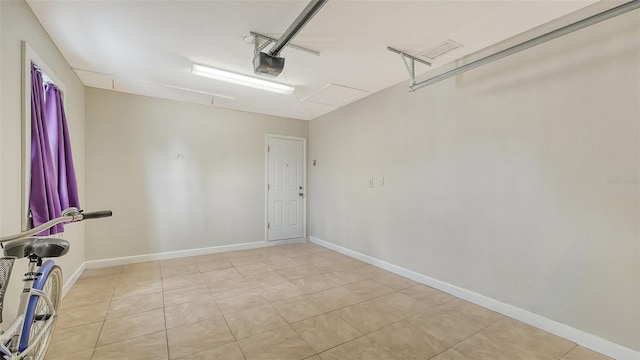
[[19, 264, 62, 359]]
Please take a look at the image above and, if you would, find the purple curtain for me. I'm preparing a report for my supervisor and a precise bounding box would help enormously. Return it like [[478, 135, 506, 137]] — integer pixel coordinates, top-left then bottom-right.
[[29, 63, 80, 235], [30, 64, 63, 235], [44, 83, 80, 211]]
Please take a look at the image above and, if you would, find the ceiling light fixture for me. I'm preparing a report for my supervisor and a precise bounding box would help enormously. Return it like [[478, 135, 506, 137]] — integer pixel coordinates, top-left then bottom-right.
[[191, 64, 294, 95]]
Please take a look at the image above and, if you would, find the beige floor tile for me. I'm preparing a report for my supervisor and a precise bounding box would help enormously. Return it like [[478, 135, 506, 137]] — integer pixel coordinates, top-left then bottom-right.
[[167, 317, 235, 359], [455, 319, 575, 360], [161, 257, 196, 267], [163, 285, 213, 307], [255, 281, 306, 303], [92, 331, 168, 360], [292, 312, 362, 353], [268, 258, 310, 270], [193, 253, 227, 264], [165, 298, 222, 329], [224, 249, 261, 259], [118, 270, 162, 283], [208, 277, 254, 298], [224, 304, 288, 339], [196, 259, 234, 273], [177, 342, 245, 360], [367, 321, 448, 360], [235, 262, 274, 276], [369, 292, 432, 319], [80, 266, 122, 279], [216, 289, 269, 315], [328, 269, 368, 285], [281, 248, 312, 258], [341, 279, 394, 301], [309, 263, 338, 275], [57, 300, 110, 329], [430, 348, 476, 360], [352, 265, 389, 278], [244, 271, 289, 287], [306, 251, 339, 261], [98, 308, 166, 346], [259, 252, 291, 263], [162, 273, 206, 291], [161, 263, 199, 278], [229, 256, 263, 266], [308, 286, 363, 312], [74, 274, 120, 289], [336, 301, 401, 334], [272, 295, 327, 323], [304, 258, 337, 270], [408, 306, 487, 346], [46, 322, 103, 358], [561, 346, 613, 360], [47, 247, 594, 360], [399, 285, 455, 308], [278, 266, 319, 281], [113, 279, 163, 299], [293, 273, 344, 293], [61, 285, 114, 309], [369, 272, 418, 290], [107, 291, 164, 319], [301, 243, 331, 254], [46, 348, 94, 360], [319, 336, 397, 360], [347, 263, 381, 275], [122, 261, 160, 273], [434, 299, 504, 329], [202, 267, 242, 283], [330, 257, 364, 269], [238, 325, 314, 360]]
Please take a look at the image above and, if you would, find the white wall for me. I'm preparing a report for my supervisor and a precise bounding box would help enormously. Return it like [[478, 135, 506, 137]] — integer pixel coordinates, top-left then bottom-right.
[[0, 0, 86, 327], [84, 88, 309, 260], [309, 9, 639, 352]]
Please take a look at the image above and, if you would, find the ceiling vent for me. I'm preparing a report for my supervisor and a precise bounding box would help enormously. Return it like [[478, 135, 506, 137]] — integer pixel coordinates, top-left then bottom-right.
[[419, 40, 462, 61]]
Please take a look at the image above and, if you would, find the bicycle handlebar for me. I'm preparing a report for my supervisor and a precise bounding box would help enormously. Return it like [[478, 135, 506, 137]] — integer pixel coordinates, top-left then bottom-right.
[[81, 210, 113, 220], [0, 208, 112, 242]]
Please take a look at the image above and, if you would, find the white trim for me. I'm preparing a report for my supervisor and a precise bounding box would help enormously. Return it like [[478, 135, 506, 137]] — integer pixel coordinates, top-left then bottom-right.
[[21, 41, 68, 231], [309, 236, 640, 360], [84, 238, 306, 269], [264, 134, 307, 242], [62, 262, 85, 298]]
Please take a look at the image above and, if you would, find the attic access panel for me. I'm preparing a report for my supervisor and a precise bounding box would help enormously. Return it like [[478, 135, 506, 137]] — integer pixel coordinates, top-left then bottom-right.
[[302, 84, 367, 107]]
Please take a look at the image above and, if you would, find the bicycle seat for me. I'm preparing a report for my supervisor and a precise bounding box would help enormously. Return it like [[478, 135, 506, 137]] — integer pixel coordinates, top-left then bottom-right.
[[3, 238, 70, 259]]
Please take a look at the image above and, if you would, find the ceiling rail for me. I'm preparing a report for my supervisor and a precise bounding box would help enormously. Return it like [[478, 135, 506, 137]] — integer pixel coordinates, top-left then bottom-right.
[[269, 0, 328, 57], [409, 0, 640, 92]]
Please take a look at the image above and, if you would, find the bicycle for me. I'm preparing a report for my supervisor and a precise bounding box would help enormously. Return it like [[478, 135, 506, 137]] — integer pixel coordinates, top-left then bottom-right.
[[0, 207, 112, 360]]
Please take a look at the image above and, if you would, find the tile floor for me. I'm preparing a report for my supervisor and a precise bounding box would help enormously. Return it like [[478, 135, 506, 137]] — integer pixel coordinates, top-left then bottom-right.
[[46, 242, 612, 360]]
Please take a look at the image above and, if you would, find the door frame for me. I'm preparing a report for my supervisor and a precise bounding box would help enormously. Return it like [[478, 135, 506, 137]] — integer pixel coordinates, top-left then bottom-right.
[[264, 134, 307, 242]]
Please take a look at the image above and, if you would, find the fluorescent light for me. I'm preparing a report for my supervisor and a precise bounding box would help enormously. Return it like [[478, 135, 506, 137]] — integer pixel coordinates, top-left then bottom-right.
[[191, 64, 294, 95]]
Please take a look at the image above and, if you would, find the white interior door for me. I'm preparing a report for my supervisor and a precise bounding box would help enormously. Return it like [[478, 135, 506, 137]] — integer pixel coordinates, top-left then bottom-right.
[[267, 137, 304, 241]]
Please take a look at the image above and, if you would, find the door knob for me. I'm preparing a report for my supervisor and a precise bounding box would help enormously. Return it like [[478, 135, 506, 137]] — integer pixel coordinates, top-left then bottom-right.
[[299, 193, 304, 197]]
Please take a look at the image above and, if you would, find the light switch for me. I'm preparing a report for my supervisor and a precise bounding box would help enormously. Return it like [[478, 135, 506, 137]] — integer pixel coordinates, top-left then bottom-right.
[[379, 177, 384, 186], [369, 178, 374, 188]]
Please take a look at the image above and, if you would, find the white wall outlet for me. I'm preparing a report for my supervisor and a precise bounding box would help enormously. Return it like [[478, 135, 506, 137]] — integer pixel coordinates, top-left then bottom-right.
[[369, 178, 375, 188]]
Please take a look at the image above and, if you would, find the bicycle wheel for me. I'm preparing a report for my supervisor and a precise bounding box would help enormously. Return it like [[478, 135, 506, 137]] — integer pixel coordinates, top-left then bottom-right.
[[22, 265, 62, 359]]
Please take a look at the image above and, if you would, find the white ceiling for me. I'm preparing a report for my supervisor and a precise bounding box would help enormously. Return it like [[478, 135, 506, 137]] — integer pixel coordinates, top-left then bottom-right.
[[28, 0, 601, 120]]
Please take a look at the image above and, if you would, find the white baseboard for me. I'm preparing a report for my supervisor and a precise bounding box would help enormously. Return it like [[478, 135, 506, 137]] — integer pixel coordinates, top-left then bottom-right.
[[309, 236, 639, 360], [63, 262, 85, 297], [84, 238, 306, 269]]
